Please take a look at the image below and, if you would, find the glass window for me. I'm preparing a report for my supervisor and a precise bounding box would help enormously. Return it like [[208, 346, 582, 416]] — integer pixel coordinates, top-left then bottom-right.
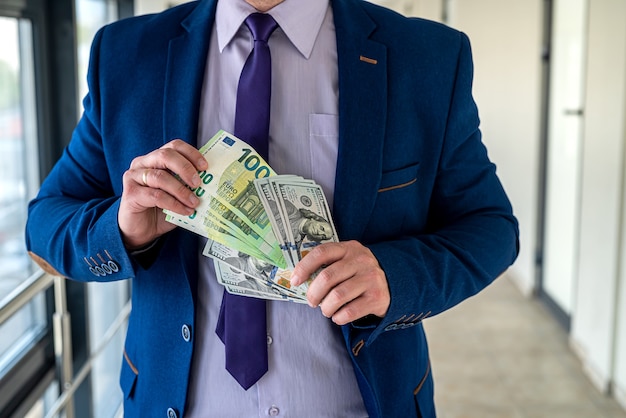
[[0, 15, 47, 379], [75, 0, 118, 110]]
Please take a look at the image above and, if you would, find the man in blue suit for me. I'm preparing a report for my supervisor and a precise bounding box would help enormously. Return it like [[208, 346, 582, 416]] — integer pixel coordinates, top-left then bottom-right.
[[26, 0, 519, 416]]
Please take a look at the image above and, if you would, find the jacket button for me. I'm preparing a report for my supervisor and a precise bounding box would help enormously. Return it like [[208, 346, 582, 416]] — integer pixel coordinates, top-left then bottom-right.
[[181, 324, 191, 342], [167, 408, 178, 418]]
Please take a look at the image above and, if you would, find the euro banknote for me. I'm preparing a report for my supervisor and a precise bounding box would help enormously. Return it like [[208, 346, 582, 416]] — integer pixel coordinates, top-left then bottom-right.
[[164, 130, 286, 267]]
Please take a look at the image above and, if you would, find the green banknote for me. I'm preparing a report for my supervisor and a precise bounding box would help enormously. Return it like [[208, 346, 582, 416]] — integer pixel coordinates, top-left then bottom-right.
[[164, 130, 285, 268]]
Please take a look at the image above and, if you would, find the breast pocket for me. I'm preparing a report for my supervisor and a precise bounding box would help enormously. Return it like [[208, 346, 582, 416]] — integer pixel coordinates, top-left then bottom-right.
[[309, 113, 339, 208]]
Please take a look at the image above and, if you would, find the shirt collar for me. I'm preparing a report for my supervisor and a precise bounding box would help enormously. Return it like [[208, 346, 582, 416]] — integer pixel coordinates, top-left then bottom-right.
[[216, 0, 329, 59]]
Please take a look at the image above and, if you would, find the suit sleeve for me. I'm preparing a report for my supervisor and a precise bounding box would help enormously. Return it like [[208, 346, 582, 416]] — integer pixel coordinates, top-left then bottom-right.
[[25, 26, 137, 283], [358, 32, 519, 344]]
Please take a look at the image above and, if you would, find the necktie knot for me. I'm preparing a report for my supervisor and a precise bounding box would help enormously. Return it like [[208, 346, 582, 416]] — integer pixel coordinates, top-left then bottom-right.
[[245, 13, 278, 44]]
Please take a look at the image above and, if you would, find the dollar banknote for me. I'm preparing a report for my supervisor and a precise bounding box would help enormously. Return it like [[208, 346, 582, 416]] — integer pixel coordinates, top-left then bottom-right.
[[206, 241, 308, 302], [164, 130, 337, 303], [213, 259, 294, 302], [205, 174, 338, 302], [253, 176, 313, 268], [256, 176, 338, 269]]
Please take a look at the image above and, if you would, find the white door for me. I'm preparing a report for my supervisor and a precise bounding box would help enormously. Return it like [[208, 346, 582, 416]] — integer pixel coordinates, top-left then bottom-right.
[[542, 0, 588, 315]]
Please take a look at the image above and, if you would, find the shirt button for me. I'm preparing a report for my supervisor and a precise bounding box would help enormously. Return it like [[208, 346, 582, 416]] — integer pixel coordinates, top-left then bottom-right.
[[267, 334, 273, 345], [166, 408, 178, 418], [268, 405, 280, 416], [181, 324, 191, 342]]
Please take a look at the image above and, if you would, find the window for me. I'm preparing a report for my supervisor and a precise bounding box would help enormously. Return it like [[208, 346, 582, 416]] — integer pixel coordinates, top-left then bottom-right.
[[0, 12, 47, 391], [75, 0, 118, 109], [0, 17, 41, 303], [1, 0, 133, 415]]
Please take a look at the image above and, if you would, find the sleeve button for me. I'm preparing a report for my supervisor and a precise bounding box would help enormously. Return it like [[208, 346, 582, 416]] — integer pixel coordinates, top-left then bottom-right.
[[167, 407, 178, 418]]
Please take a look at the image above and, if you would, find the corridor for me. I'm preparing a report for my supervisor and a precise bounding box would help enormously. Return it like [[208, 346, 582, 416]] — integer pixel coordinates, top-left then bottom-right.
[[425, 275, 626, 418]]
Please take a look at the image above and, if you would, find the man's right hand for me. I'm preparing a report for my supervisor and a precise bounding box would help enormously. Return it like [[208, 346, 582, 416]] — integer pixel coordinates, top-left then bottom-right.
[[118, 139, 208, 250]]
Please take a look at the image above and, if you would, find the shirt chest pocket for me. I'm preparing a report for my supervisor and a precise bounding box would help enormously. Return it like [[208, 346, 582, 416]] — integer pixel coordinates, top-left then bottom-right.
[[309, 113, 338, 208]]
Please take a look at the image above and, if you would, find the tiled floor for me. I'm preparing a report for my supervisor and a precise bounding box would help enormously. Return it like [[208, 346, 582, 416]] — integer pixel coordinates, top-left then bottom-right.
[[423, 274, 626, 418]]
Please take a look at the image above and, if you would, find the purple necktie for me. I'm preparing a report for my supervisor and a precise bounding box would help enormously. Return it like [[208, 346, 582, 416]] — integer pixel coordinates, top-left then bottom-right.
[[215, 13, 278, 390]]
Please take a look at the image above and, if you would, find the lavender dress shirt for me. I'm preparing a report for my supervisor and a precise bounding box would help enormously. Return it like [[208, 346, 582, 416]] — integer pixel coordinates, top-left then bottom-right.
[[185, 0, 368, 416]]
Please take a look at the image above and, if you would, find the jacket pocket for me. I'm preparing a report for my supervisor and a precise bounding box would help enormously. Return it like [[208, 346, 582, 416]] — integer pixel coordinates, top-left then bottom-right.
[[365, 162, 422, 239], [120, 349, 138, 400], [378, 162, 420, 193], [413, 360, 435, 417]]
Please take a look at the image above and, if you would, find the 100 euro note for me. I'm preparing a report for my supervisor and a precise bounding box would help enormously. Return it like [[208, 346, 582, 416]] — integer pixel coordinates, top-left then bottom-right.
[[164, 130, 286, 268]]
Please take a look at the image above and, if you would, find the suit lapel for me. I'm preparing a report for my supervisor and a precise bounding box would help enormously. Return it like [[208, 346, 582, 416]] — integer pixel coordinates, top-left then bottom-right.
[[161, 0, 217, 293], [331, 0, 387, 240], [163, 0, 217, 147]]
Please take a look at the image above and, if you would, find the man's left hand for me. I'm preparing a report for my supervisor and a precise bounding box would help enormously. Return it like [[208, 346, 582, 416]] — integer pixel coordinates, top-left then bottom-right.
[[291, 241, 390, 325]]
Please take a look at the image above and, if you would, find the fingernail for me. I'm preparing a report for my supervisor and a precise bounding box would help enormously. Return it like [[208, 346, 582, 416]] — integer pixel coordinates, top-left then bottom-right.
[[290, 274, 300, 287], [192, 173, 201, 187], [198, 158, 208, 169], [189, 194, 200, 206]]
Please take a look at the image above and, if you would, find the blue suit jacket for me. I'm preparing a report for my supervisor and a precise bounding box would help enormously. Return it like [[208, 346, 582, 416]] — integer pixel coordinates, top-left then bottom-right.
[[26, 0, 519, 416]]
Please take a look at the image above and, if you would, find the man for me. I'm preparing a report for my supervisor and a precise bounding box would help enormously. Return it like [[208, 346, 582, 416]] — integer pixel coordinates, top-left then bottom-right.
[[25, 0, 519, 416]]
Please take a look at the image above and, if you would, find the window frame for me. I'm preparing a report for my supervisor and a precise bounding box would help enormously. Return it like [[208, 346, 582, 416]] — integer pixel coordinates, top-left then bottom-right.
[[0, 0, 133, 414], [0, 0, 56, 415]]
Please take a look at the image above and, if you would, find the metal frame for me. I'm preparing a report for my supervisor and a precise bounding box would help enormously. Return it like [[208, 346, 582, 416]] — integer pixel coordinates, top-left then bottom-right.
[[534, 0, 573, 332], [0, 0, 57, 414], [45, 299, 131, 418], [0, 273, 131, 417], [0, 273, 54, 416], [0, 273, 53, 325]]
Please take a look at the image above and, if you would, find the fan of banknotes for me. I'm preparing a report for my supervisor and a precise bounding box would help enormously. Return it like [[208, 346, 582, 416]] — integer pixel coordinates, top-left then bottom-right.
[[164, 130, 338, 303]]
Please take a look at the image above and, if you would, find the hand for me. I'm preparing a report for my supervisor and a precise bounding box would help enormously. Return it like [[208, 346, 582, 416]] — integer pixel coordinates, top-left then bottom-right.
[[118, 139, 208, 249], [291, 241, 391, 325]]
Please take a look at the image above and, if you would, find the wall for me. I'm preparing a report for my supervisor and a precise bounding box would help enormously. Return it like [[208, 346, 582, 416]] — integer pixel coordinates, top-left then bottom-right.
[[446, 0, 543, 296], [375, 0, 442, 19], [570, 0, 626, 401], [135, 0, 186, 15]]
